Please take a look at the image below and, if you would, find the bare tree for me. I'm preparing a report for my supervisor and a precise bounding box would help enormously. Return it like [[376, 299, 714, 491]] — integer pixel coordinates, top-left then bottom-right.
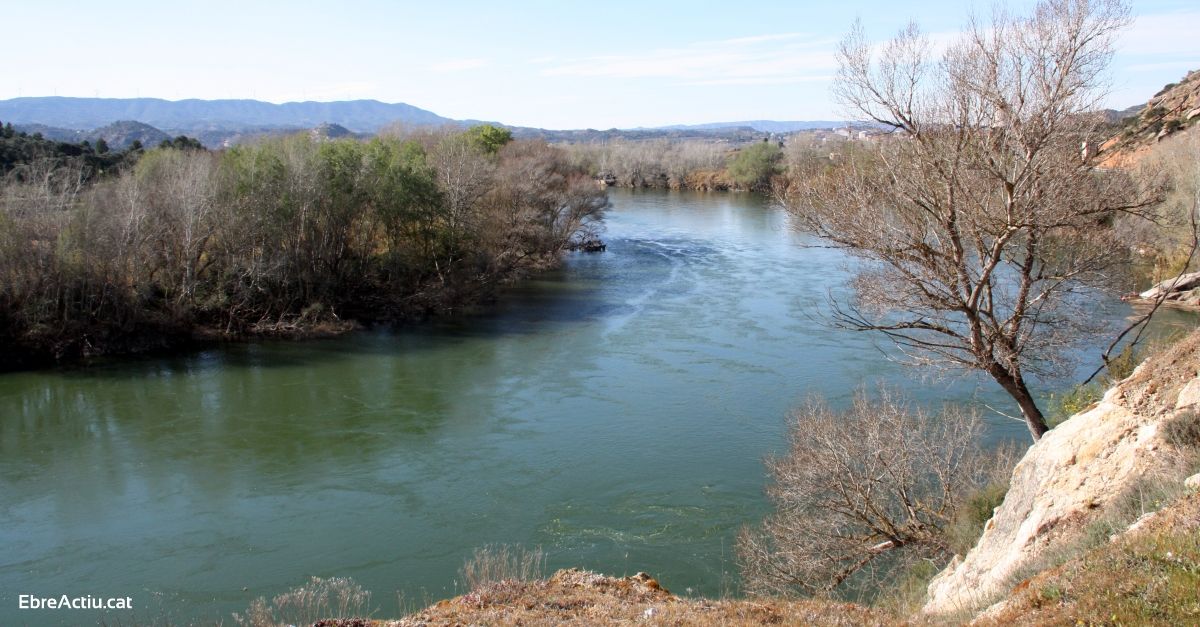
[[737, 388, 1009, 597], [786, 0, 1155, 440], [563, 139, 730, 189], [134, 149, 219, 315], [479, 141, 608, 272], [0, 159, 86, 329], [429, 132, 495, 282]]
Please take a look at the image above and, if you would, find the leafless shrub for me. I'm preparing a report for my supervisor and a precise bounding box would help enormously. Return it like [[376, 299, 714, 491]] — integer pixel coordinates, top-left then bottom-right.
[[480, 141, 608, 270], [1121, 131, 1200, 283], [460, 544, 547, 593], [232, 576, 372, 627], [564, 139, 729, 188], [737, 387, 1015, 599]]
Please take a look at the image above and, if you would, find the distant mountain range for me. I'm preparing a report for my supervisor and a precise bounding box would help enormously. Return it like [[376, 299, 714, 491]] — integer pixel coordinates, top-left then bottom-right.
[[0, 97, 454, 133], [0, 96, 862, 148]]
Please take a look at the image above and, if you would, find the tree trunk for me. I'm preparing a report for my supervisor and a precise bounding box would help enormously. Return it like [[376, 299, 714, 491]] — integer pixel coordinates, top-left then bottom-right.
[[989, 365, 1049, 441]]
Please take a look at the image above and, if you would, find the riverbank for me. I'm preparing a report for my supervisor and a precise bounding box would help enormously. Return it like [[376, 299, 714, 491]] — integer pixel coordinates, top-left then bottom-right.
[[593, 169, 772, 192], [384, 569, 887, 626], [564, 137, 787, 193], [0, 261, 560, 371], [241, 491, 1200, 626]]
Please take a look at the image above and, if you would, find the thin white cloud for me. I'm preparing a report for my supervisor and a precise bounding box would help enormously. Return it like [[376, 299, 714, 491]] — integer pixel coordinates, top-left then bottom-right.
[[429, 58, 490, 72], [913, 9, 1200, 63], [541, 34, 837, 86]]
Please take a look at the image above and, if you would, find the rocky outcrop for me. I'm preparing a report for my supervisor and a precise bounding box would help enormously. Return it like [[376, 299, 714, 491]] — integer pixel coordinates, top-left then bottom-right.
[[1130, 271, 1200, 308], [972, 490, 1200, 625], [1098, 69, 1200, 168], [310, 122, 356, 141], [923, 330, 1200, 617]]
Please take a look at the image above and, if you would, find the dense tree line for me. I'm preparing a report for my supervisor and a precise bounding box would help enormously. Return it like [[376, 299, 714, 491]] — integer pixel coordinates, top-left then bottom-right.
[[563, 136, 822, 193], [564, 138, 773, 191], [0, 127, 606, 367]]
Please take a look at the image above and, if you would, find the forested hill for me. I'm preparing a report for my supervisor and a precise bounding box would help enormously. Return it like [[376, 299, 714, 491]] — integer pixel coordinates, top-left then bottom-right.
[[0, 97, 454, 132]]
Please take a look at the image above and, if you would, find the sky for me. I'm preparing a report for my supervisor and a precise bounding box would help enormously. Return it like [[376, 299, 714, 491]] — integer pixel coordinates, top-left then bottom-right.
[[3, 0, 1199, 129]]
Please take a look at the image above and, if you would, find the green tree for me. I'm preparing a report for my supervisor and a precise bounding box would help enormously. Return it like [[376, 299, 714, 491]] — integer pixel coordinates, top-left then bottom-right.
[[161, 136, 204, 151], [361, 138, 442, 268], [465, 124, 513, 155], [95, 138, 109, 154], [727, 141, 782, 190]]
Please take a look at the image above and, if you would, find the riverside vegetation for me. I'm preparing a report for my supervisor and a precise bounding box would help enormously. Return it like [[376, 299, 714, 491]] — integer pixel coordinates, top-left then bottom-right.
[[0, 124, 606, 368], [561, 135, 835, 192]]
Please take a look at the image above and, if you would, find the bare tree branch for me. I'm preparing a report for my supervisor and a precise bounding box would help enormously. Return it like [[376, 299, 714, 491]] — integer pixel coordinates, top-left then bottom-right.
[[785, 0, 1147, 440]]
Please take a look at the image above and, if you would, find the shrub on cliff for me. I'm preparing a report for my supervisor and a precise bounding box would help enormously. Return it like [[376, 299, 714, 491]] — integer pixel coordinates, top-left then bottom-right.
[[737, 387, 1016, 599]]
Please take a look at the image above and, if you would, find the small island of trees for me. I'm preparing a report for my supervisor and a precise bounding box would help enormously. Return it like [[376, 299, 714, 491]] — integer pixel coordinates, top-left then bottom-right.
[[0, 124, 606, 367]]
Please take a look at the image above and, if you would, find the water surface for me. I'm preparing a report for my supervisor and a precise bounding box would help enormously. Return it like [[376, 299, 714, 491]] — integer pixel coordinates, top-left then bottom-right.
[[0, 189, 1176, 624]]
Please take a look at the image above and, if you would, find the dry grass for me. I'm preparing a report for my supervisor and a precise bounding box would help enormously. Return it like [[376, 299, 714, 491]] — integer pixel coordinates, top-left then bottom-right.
[[459, 544, 546, 593], [232, 576, 372, 627], [387, 568, 898, 626], [1114, 329, 1200, 415], [977, 491, 1200, 626]]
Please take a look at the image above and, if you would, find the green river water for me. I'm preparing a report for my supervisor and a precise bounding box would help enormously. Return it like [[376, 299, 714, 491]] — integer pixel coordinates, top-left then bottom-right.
[[0, 188, 1182, 624]]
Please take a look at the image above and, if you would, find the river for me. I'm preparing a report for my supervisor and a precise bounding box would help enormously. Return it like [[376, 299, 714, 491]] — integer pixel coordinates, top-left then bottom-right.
[[0, 188, 1178, 624]]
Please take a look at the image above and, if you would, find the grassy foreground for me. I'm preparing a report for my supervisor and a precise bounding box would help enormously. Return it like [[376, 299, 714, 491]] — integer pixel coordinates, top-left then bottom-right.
[[382, 569, 889, 627]]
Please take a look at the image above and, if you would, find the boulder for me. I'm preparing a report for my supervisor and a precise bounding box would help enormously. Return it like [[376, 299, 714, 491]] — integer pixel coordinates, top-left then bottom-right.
[[1138, 271, 1200, 300]]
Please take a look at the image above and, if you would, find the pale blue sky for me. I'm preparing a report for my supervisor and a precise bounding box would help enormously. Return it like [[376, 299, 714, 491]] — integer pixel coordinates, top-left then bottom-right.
[[3, 0, 1199, 128]]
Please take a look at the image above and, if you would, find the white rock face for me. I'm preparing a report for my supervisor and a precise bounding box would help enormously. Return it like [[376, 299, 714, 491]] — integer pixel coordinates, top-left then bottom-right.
[[1139, 271, 1200, 300], [922, 333, 1200, 617]]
